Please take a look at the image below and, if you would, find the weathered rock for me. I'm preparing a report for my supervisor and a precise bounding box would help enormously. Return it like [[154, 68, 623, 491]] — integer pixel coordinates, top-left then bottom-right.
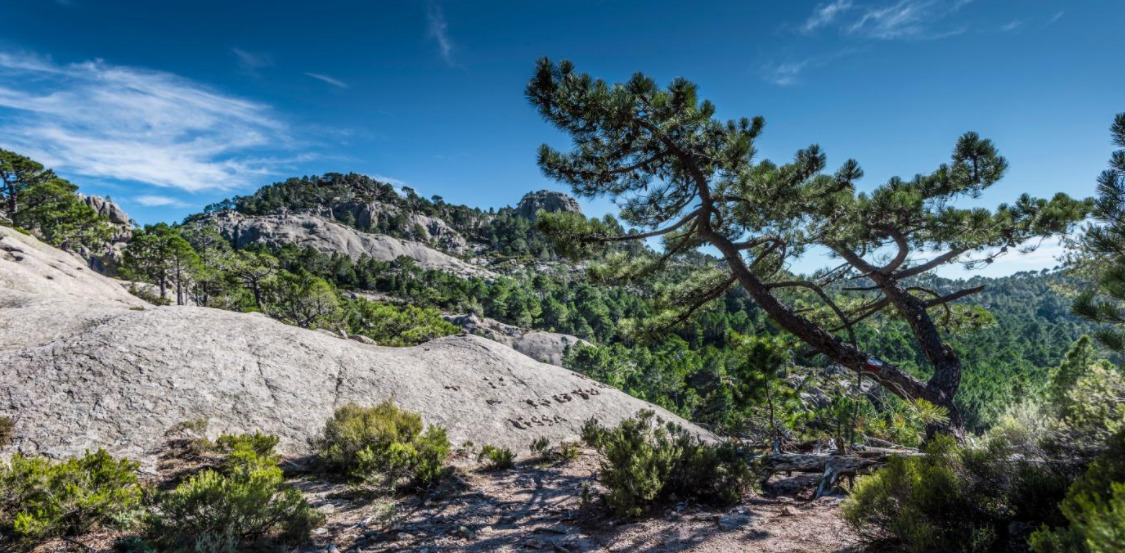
[[515, 190, 582, 220], [444, 314, 588, 366], [197, 211, 492, 280], [82, 195, 130, 226], [0, 226, 710, 468]]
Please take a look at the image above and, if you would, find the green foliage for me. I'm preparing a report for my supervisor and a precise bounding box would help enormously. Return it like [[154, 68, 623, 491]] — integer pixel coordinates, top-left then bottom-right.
[[1072, 112, 1125, 353], [315, 402, 450, 489], [478, 445, 515, 470], [557, 441, 581, 462], [148, 433, 321, 553], [0, 416, 12, 447], [121, 223, 200, 305], [1031, 429, 1125, 553], [842, 434, 1071, 552], [525, 57, 1090, 427], [530, 437, 551, 457], [583, 411, 752, 517], [342, 296, 459, 346], [0, 450, 144, 544], [0, 149, 114, 251], [263, 270, 340, 329]]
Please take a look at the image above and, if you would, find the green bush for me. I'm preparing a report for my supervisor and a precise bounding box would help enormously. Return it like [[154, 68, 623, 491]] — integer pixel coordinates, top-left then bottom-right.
[[531, 437, 551, 457], [315, 401, 450, 489], [557, 441, 581, 462], [841, 434, 1070, 553], [583, 410, 752, 517], [478, 445, 515, 470], [148, 433, 322, 553], [0, 449, 144, 544], [0, 415, 12, 447], [1031, 429, 1125, 553]]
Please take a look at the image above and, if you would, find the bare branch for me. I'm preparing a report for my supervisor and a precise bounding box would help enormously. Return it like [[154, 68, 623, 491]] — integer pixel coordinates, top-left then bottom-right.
[[894, 248, 970, 279]]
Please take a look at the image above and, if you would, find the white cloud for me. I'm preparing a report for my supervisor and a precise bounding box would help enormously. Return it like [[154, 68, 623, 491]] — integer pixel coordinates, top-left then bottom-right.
[[1045, 11, 1064, 27], [0, 50, 294, 192], [802, 0, 854, 34], [304, 72, 348, 88], [762, 49, 859, 86], [230, 48, 274, 74], [795, 0, 974, 40], [134, 194, 189, 208], [427, 4, 457, 67], [1000, 19, 1023, 32], [369, 174, 409, 188], [846, 0, 973, 40], [764, 60, 811, 86]]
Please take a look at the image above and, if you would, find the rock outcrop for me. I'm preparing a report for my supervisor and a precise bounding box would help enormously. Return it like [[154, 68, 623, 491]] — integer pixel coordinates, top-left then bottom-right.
[[516, 190, 582, 220], [0, 226, 709, 467], [82, 195, 130, 226], [77, 195, 133, 274], [198, 211, 492, 279], [444, 314, 589, 366]]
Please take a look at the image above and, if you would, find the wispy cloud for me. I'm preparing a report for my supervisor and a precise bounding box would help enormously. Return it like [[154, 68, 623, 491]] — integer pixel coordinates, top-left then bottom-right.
[[230, 48, 274, 74], [0, 50, 295, 192], [427, 4, 457, 67], [134, 194, 189, 208], [370, 174, 409, 188], [762, 49, 860, 86], [800, 0, 973, 40], [1045, 11, 1064, 27], [802, 0, 854, 34], [304, 72, 348, 88], [764, 61, 811, 86], [999, 19, 1023, 32], [847, 0, 972, 40]]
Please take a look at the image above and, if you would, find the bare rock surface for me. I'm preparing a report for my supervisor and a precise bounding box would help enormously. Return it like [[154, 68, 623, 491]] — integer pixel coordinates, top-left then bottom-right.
[[516, 190, 582, 220], [445, 314, 590, 366], [199, 211, 492, 279], [0, 226, 707, 468]]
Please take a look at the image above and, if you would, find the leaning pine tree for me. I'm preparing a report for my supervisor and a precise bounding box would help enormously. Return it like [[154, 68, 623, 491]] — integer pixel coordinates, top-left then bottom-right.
[[526, 59, 1089, 433]]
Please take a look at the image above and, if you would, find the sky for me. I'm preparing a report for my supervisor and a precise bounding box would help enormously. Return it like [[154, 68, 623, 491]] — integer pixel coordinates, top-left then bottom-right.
[[0, 0, 1122, 277]]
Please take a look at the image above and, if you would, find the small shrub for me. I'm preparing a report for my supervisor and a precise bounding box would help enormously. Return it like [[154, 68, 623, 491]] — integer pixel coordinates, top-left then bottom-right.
[[0, 415, 13, 447], [557, 441, 581, 462], [315, 401, 450, 489], [583, 410, 753, 517], [0, 449, 144, 544], [148, 433, 322, 553], [478, 445, 515, 470], [531, 437, 551, 457]]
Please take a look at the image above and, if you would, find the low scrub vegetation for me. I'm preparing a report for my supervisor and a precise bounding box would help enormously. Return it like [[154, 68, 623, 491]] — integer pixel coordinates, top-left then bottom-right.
[[844, 334, 1125, 552], [0, 415, 12, 447], [315, 401, 450, 489], [581, 410, 753, 517], [147, 432, 322, 553], [478, 444, 516, 470], [0, 449, 144, 546]]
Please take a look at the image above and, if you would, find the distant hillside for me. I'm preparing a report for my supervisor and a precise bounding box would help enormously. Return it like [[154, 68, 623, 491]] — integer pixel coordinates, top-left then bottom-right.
[[187, 173, 614, 262]]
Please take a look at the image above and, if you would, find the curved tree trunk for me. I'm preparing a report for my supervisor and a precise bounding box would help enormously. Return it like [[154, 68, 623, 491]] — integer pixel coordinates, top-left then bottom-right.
[[700, 224, 965, 435]]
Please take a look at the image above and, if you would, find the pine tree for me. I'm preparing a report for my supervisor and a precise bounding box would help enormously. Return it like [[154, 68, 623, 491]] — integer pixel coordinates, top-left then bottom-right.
[[525, 59, 1090, 432], [1073, 113, 1125, 352]]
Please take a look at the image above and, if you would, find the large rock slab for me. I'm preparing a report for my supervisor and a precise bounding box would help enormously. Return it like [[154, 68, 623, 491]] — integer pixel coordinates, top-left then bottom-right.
[[0, 226, 709, 468], [199, 211, 492, 279], [445, 313, 589, 366]]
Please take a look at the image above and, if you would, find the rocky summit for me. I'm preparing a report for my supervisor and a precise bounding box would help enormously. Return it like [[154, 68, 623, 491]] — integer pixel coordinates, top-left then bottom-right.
[[516, 190, 583, 219]]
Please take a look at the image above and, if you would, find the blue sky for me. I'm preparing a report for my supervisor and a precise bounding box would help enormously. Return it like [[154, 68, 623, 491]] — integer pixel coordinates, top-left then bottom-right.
[[0, 0, 1122, 276]]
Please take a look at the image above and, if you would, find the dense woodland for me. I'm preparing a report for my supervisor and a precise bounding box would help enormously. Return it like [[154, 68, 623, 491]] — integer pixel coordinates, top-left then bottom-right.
[[1, 67, 1123, 552]]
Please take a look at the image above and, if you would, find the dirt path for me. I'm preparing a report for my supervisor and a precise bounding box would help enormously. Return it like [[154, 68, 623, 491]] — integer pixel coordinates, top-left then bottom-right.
[[301, 449, 864, 553]]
